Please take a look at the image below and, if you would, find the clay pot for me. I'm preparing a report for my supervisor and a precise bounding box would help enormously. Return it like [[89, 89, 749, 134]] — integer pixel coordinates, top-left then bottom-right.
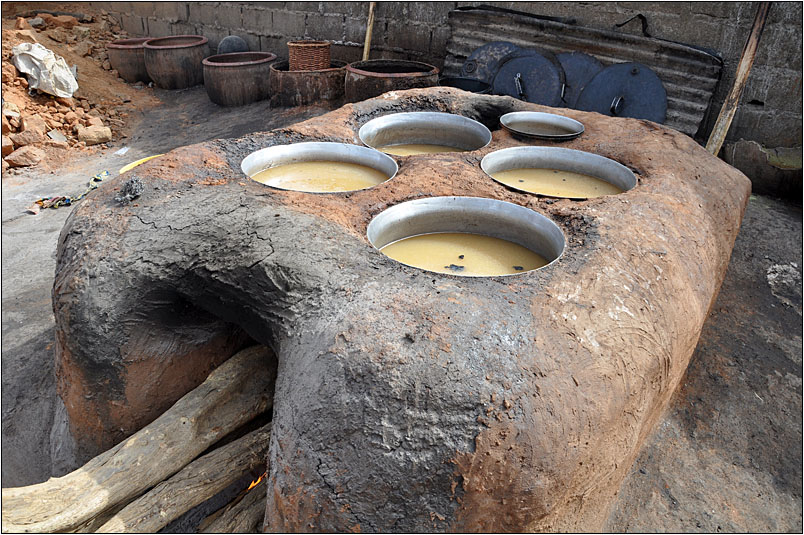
[[269, 60, 346, 107], [106, 38, 151, 83], [143, 35, 209, 90], [344, 59, 439, 103], [203, 52, 277, 107]]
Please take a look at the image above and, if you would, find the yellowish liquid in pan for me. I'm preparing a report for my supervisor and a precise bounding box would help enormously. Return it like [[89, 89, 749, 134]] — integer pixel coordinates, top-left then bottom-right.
[[380, 232, 548, 276], [376, 144, 467, 156], [492, 168, 623, 198], [250, 161, 388, 192]]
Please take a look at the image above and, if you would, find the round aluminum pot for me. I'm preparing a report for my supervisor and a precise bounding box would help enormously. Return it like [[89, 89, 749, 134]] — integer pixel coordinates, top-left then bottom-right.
[[345, 59, 439, 103], [480, 146, 637, 198], [269, 60, 346, 107], [107, 37, 151, 83], [144, 35, 209, 89], [367, 196, 565, 276], [240, 141, 398, 193], [359, 112, 491, 152], [203, 52, 277, 107]]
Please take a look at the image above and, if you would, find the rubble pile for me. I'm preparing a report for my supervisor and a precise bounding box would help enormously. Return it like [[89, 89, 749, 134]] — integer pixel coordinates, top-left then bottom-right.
[[1, 7, 157, 172]]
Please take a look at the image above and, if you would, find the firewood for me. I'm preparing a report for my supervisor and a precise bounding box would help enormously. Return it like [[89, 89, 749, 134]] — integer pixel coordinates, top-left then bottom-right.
[[96, 424, 270, 533], [1, 346, 276, 533], [200, 479, 267, 533]]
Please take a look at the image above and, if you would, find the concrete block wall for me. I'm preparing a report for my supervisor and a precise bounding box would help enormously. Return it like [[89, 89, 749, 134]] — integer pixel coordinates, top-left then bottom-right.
[[93, 1, 801, 152]]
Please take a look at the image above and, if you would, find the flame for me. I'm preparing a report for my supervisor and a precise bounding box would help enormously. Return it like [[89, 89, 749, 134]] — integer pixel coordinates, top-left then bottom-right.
[[247, 472, 266, 491]]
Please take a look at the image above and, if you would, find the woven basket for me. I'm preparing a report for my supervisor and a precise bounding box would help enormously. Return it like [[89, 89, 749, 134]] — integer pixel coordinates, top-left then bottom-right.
[[287, 40, 331, 71]]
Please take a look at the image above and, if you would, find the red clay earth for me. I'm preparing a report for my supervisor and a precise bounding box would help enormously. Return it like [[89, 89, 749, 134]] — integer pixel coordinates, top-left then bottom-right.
[[1, 2, 158, 174]]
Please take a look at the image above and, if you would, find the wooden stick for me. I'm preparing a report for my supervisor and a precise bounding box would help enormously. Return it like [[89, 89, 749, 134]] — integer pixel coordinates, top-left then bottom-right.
[[362, 2, 377, 61], [96, 424, 271, 533], [705, 2, 771, 155], [199, 479, 267, 533], [1, 346, 277, 533]]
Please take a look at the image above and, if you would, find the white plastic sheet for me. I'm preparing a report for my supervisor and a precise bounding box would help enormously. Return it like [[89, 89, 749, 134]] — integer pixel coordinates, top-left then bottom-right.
[[11, 43, 79, 98]]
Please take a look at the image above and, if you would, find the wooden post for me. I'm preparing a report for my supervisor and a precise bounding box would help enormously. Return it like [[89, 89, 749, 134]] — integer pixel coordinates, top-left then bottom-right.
[[362, 2, 377, 61], [705, 2, 771, 155]]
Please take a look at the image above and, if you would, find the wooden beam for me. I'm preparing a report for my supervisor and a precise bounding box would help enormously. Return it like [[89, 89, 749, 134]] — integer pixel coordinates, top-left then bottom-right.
[[705, 2, 772, 155], [1, 346, 277, 533]]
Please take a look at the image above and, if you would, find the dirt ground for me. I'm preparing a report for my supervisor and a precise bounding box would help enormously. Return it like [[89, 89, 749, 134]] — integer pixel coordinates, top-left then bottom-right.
[[1, 5, 801, 531]]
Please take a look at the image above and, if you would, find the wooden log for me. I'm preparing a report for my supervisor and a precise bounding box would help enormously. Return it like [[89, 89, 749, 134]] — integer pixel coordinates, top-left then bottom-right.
[[200, 479, 267, 533], [1, 346, 277, 533], [705, 2, 771, 155], [68, 502, 129, 534], [96, 424, 271, 533]]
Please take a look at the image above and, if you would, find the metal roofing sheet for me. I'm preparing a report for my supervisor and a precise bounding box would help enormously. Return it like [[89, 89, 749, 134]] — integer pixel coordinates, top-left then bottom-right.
[[444, 6, 723, 137]]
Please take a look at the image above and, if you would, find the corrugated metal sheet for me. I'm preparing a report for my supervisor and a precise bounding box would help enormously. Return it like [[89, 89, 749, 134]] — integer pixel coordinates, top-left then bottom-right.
[[444, 6, 723, 137]]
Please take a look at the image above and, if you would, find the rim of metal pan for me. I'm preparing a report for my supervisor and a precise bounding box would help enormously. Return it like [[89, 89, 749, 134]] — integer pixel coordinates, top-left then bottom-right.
[[500, 111, 585, 141], [366, 195, 566, 277], [480, 146, 636, 199], [358, 112, 492, 152], [240, 141, 398, 194]]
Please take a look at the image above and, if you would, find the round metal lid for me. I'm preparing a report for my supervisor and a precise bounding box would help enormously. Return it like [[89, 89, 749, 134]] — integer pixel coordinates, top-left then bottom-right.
[[492, 53, 563, 106], [460, 41, 520, 84], [575, 62, 667, 123], [556, 52, 604, 108]]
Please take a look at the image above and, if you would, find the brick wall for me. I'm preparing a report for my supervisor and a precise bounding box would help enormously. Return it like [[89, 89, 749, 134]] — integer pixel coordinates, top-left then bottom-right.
[[90, 1, 801, 150]]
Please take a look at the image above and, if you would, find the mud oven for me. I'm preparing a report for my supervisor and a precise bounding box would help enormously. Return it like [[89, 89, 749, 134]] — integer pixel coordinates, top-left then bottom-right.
[[53, 87, 749, 532]]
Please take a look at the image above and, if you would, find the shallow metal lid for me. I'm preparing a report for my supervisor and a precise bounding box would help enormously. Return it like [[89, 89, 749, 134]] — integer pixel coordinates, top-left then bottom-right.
[[556, 52, 604, 108], [459, 41, 520, 84], [575, 62, 667, 123], [491, 53, 563, 106]]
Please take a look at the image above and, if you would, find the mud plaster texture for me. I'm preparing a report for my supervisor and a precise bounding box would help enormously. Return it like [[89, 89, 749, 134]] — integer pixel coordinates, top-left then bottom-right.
[[52, 87, 750, 532], [606, 194, 803, 532]]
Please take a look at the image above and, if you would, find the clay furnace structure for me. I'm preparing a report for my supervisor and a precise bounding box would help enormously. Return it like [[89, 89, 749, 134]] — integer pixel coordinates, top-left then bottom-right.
[[52, 87, 750, 532]]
